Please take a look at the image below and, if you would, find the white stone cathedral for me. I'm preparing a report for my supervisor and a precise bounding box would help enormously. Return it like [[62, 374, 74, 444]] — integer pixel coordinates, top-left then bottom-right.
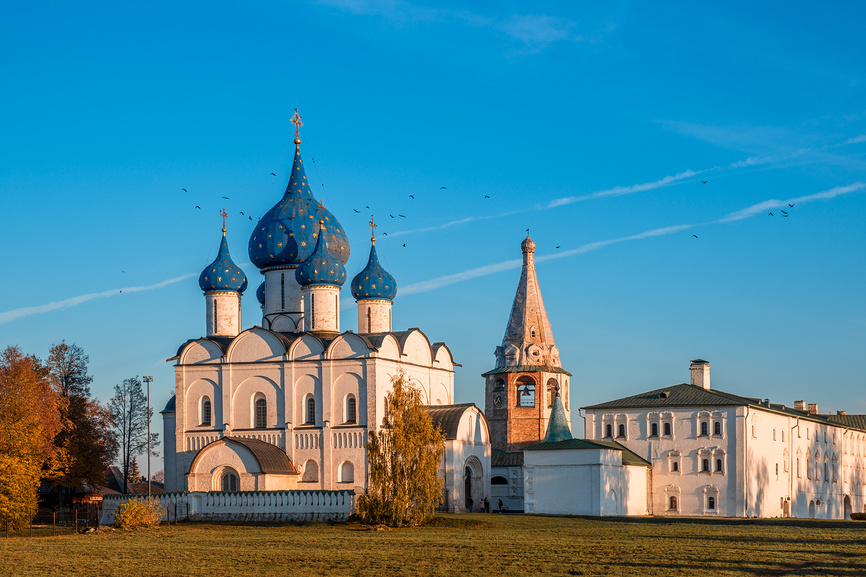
[[162, 120, 489, 511]]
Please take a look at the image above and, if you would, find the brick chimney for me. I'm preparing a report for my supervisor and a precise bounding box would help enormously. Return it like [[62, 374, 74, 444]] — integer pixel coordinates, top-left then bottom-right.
[[690, 359, 710, 390], [808, 403, 818, 415], [793, 400, 806, 411]]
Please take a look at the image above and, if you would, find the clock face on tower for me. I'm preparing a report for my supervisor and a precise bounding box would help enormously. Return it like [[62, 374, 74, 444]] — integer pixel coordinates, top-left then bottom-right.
[[493, 394, 504, 408]]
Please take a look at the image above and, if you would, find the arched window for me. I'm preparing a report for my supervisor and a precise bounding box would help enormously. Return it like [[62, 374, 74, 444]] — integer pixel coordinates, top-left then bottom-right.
[[306, 396, 316, 425], [219, 468, 239, 492], [491, 476, 508, 485], [281, 273, 286, 310], [663, 422, 672, 436], [255, 397, 267, 428], [310, 293, 316, 330], [213, 304, 218, 333], [702, 458, 710, 472], [547, 378, 559, 408], [714, 421, 721, 435], [201, 397, 212, 426], [716, 458, 723, 472], [345, 395, 357, 424], [339, 461, 354, 483], [669, 496, 678, 510], [618, 424, 626, 438], [650, 423, 658, 437], [701, 422, 708, 436], [516, 377, 535, 408], [672, 461, 679, 472], [605, 424, 612, 438], [707, 496, 716, 510], [366, 308, 371, 333]]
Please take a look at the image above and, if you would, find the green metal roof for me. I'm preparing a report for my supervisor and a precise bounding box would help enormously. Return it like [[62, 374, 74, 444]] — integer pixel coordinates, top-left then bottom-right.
[[491, 449, 524, 467], [544, 395, 572, 442], [524, 438, 651, 467], [482, 365, 572, 377]]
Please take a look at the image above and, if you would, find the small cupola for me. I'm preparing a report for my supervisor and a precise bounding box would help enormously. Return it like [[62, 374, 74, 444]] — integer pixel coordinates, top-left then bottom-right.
[[199, 209, 247, 337], [352, 217, 397, 334], [295, 203, 346, 332]]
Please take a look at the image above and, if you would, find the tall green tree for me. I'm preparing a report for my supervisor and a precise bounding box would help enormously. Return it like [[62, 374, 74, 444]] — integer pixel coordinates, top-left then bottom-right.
[[358, 373, 445, 527], [45, 342, 116, 496], [0, 346, 63, 529], [108, 377, 158, 494]]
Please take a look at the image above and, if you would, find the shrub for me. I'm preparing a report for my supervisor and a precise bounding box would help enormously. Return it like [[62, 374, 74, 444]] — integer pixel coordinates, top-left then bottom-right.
[[114, 497, 165, 530], [850, 512, 866, 520]]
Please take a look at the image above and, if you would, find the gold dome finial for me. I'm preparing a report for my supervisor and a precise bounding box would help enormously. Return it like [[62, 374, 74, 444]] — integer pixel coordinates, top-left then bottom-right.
[[220, 207, 228, 235], [291, 108, 303, 145], [316, 199, 326, 228], [369, 216, 377, 245]]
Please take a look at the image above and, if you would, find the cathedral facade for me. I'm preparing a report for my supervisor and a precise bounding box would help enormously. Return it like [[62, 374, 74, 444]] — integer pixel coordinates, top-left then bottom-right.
[[162, 122, 489, 511]]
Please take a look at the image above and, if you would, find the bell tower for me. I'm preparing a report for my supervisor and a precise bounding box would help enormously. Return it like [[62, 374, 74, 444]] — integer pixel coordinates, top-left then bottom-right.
[[483, 235, 571, 452]]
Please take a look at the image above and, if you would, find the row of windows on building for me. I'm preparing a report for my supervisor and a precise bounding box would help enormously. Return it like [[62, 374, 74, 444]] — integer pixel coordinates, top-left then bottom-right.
[[667, 495, 717, 512], [666, 450, 726, 474], [197, 394, 358, 428], [601, 414, 725, 441]]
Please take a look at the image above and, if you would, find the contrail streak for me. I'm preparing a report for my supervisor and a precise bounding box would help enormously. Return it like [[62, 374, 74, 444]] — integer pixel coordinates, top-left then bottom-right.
[[0, 273, 197, 326]]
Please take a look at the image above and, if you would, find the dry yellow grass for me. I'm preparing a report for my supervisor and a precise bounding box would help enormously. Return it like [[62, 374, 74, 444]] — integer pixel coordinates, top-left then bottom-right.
[[1, 514, 865, 576]]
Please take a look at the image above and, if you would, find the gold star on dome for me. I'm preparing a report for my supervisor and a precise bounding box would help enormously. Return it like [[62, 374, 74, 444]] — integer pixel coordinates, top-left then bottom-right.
[[301, 241, 307, 247], [277, 242, 283, 247]]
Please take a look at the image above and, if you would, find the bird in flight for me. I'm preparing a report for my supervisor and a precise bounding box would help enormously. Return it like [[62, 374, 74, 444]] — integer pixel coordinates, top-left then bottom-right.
[[222, 196, 230, 199], [353, 209, 360, 213], [195, 205, 201, 209], [270, 172, 276, 176], [484, 195, 490, 198], [402, 243, 406, 247], [182, 188, 188, 192], [768, 212, 774, 216], [240, 211, 245, 215], [398, 214, 405, 218], [555, 246, 560, 249], [692, 235, 698, 238], [365, 206, 370, 209], [383, 232, 388, 236], [248, 216, 253, 220], [780, 210, 788, 215], [390, 214, 396, 218], [788, 203, 795, 207], [409, 195, 415, 199], [701, 181, 707, 184], [441, 186, 447, 189]]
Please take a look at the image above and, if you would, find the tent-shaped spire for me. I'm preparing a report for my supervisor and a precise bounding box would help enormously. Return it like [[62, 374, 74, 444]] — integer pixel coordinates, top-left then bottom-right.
[[495, 235, 560, 368], [543, 392, 573, 443]]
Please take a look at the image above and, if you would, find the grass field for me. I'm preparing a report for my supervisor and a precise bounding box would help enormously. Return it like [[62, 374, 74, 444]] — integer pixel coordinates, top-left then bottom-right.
[[1, 514, 865, 576]]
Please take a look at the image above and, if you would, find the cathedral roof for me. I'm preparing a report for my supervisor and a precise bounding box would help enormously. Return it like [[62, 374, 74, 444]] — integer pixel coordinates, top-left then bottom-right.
[[295, 213, 347, 287], [543, 394, 572, 442], [188, 437, 298, 476], [161, 395, 176, 413], [248, 139, 350, 271], [424, 403, 479, 440], [491, 449, 524, 467], [199, 224, 248, 294], [495, 234, 560, 369], [351, 241, 397, 301], [256, 281, 266, 305]]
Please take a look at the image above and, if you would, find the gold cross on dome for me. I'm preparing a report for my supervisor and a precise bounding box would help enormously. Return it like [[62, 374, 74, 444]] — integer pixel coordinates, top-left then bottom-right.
[[291, 109, 303, 139], [220, 207, 228, 232], [316, 200, 326, 226], [369, 216, 377, 243]]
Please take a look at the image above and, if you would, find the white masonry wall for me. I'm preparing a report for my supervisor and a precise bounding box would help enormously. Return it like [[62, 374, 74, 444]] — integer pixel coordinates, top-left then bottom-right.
[[300, 285, 340, 332], [356, 300, 392, 334], [206, 292, 241, 337]]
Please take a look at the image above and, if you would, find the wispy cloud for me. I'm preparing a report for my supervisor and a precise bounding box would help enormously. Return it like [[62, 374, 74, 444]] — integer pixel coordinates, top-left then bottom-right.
[[387, 210, 522, 238], [397, 183, 865, 296], [717, 183, 865, 223], [317, 0, 580, 50], [547, 170, 700, 208], [845, 135, 866, 145], [0, 274, 197, 326]]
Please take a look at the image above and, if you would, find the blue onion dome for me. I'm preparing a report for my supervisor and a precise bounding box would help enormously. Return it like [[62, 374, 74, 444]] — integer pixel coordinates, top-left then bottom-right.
[[256, 280, 266, 305], [351, 238, 397, 301], [248, 138, 350, 271], [200, 224, 248, 293], [295, 209, 347, 287]]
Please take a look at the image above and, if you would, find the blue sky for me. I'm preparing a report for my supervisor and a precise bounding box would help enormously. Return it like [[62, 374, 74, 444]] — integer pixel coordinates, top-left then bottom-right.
[[3, 2, 866, 454]]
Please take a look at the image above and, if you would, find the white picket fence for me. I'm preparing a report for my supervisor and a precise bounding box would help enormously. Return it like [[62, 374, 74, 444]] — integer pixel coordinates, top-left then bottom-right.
[[100, 490, 355, 525]]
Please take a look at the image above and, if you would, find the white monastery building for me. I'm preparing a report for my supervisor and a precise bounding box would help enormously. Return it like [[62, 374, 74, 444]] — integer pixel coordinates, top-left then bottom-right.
[[583, 359, 866, 519], [162, 117, 489, 511]]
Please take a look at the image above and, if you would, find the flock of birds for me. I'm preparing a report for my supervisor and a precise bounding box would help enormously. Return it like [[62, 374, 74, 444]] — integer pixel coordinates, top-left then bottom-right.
[[183, 174, 802, 253]]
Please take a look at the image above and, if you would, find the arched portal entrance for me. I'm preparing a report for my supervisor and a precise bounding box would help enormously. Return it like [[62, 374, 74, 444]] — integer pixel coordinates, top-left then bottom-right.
[[463, 456, 484, 511], [844, 495, 852, 519], [809, 500, 816, 518]]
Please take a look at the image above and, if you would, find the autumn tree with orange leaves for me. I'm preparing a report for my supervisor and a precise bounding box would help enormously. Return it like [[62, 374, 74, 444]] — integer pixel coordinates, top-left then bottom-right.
[[0, 346, 63, 529]]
